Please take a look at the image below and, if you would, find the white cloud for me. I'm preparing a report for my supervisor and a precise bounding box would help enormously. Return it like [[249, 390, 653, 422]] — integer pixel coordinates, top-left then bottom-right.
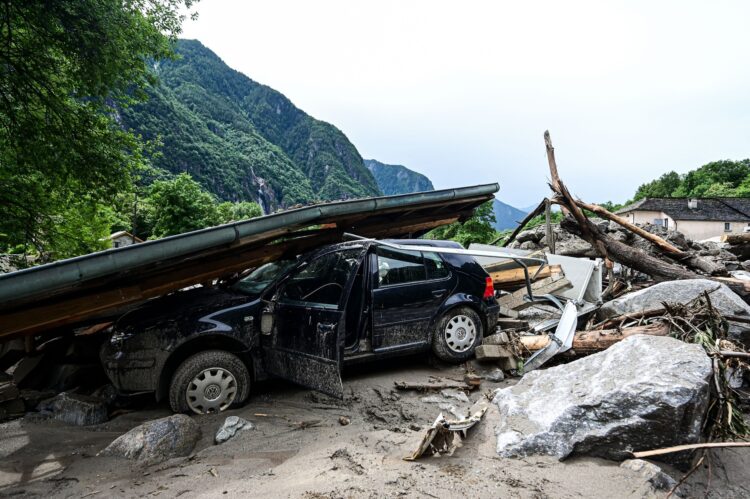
[[182, 0, 750, 207]]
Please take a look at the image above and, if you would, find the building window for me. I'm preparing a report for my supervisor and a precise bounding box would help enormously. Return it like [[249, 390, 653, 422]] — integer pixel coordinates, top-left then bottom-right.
[[724, 222, 732, 232], [664, 218, 669, 229], [113, 241, 120, 248]]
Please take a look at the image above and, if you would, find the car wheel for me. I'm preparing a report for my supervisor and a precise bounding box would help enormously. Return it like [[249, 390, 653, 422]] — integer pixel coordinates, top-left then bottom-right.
[[432, 306, 483, 363], [169, 350, 250, 414]]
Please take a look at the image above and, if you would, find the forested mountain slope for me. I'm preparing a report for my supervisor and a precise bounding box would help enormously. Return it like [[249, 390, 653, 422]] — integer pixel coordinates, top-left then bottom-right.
[[121, 39, 381, 211], [364, 159, 435, 195]]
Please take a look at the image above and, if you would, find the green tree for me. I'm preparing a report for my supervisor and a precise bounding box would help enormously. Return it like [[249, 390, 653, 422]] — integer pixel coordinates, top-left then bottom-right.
[[633, 171, 682, 200], [0, 0, 197, 260], [217, 201, 263, 223], [426, 201, 498, 247], [144, 173, 219, 238]]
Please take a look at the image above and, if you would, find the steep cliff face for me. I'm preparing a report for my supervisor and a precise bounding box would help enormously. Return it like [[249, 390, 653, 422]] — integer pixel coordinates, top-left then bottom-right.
[[364, 159, 434, 195], [120, 39, 381, 211]]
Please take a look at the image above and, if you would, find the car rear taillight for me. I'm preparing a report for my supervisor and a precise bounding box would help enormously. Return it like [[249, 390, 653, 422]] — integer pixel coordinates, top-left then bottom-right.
[[483, 276, 494, 299]]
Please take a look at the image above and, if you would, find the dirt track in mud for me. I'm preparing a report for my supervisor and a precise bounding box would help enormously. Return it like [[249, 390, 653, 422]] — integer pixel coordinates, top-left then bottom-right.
[[0, 356, 747, 499]]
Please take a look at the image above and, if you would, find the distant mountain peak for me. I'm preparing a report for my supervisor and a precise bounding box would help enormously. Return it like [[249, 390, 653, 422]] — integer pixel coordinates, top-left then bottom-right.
[[364, 159, 434, 195]]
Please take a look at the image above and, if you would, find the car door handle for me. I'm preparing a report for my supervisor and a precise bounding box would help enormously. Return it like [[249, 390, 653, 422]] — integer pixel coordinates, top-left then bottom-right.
[[432, 289, 447, 297]]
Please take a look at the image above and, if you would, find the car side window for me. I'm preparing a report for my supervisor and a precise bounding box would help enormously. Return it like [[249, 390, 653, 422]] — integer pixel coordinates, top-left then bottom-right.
[[376, 247, 426, 286], [424, 251, 450, 280], [280, 249, 361, 306]]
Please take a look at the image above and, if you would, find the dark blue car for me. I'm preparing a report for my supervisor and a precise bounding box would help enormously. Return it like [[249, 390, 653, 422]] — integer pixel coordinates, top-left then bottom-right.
[[102, 239, 499, 414]]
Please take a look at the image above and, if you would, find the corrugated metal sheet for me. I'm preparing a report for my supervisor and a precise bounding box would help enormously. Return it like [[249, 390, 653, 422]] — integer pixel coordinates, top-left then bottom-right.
[[0, 184, 498, 338]]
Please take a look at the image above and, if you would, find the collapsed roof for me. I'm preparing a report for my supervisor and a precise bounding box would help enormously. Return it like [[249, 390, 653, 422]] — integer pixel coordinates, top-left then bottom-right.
[[0, 184, 498, 339]]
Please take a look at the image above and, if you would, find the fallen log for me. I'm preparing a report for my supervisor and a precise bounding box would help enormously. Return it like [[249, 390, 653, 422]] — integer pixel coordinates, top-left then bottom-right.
[[574, 199, 726, 276], [519, 323, 671, 354], [720, 233, 750, 245]]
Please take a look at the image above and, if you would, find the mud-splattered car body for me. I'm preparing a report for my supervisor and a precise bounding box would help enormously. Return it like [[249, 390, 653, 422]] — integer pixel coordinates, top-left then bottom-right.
[[101, 239, 499, 402]]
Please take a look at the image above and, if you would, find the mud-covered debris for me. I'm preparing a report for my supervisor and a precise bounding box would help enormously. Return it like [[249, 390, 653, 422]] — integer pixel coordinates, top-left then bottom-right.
[[215, 415, 255, 444], [404, 402, 488, 460], [483, 369, 505, 382], [394, 380, 476, 392], [440, 389, 469, 404], [36, 392, 108, 426], [338, 416, 350, 426], [620, 459, 679, 494]]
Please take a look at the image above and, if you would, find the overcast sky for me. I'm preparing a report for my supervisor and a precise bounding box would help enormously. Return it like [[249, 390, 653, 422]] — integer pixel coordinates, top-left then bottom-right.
[[181, 1, 750, 208]]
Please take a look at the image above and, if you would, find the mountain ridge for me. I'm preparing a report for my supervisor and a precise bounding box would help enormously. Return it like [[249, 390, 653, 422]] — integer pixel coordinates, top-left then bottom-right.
[[120, 39, 381, 212]]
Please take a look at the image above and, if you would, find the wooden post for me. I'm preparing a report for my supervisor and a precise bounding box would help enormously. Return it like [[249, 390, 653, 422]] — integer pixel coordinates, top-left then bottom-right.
[[545, 198, 555, 254]]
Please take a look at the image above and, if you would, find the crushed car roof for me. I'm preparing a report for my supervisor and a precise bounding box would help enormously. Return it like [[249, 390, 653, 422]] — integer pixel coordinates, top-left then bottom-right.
[[0, 184, 498, 339]]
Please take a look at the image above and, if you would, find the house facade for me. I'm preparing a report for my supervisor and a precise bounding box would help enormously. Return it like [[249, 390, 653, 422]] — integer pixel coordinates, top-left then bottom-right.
[[106, 231, 143, 249], [616, 198, 750, 241]]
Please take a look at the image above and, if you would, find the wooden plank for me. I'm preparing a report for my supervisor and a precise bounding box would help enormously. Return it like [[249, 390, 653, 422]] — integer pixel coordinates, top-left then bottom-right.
[[490, 265, 562, 288], [720, 233, 750, 244], [497, 275, 571, 310]]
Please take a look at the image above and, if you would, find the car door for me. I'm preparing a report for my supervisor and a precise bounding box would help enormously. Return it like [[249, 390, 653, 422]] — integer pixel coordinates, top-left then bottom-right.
[[371, 246, 453, 350], [261, 247, 365, 398]]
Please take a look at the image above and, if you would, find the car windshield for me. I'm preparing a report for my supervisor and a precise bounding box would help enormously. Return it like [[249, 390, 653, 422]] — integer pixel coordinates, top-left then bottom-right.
[[231, 259, 297, 296]]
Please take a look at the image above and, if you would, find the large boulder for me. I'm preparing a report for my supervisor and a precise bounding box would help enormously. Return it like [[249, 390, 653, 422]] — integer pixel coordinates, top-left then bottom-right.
[[598, 279, 750, 320], [100, 414, 201, 464], [493, 335, 711, 462]]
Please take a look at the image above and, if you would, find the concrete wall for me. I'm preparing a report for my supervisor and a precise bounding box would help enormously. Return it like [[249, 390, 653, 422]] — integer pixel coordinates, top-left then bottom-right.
[[624, 210, 676, 230], [673, 220, 750, 241], [621, 210, 750, 240]]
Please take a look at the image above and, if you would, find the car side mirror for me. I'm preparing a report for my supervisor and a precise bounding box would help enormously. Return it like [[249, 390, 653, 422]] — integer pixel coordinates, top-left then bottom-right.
[[260, 309, 274, 335]]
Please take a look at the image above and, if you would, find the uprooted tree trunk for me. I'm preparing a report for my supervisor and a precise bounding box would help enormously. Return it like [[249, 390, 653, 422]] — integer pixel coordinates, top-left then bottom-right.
[[543, 131, 728, 283]]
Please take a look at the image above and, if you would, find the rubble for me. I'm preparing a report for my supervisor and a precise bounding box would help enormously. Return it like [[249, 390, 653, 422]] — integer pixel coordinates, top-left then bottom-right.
[[100, 414, 201, 464], [598, 279, 750, 320], [215, 415, 255, 444], [620, 459, 679, 494], [493, 335, 712, 462], [36, 392, 108, 426]]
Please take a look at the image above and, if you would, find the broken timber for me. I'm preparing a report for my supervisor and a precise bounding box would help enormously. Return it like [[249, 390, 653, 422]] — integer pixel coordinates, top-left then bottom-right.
[[497, 275, 571, 310], [490, 265, 562, 289], [519, 322, 671, 354]]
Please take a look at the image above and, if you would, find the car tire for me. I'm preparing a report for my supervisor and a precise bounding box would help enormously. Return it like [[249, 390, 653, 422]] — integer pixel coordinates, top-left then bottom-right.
[[431, 306, 483, 363], [169, 350, 251, 414]]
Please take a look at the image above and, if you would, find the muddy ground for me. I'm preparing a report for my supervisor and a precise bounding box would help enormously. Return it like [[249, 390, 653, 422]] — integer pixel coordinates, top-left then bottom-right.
[[0, 356, 747, 498]]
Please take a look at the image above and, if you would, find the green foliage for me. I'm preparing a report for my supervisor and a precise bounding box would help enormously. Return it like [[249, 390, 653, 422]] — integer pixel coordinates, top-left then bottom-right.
[[144, 173, 219, 238], [217, 201, 262, 223], [426, 201, 498, 247], [632, 160, 750, 201], [0, 0, 196, 259]]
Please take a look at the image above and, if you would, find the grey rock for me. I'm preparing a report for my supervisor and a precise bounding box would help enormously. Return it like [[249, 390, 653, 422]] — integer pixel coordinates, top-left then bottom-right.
[[516, 229, 542, 244], [620, 459, 679, 492], [598, 279, 750, 320], [741, 259, 750, 271], [730, 270, 750, 281], [484, 369, 505, 382], [100, 414, 200, 464], [493, 335, 711, 462], [555, 236, 595, 257], [215, 415, 255, 444], [519, 241, 538, 251], [36, 392, 108, 426], [440, 389, 470, 403]]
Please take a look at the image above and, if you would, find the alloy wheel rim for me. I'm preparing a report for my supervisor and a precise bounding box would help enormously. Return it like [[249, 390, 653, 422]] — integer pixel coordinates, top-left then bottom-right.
[[186, 367, 238, 414], [444, 314, 477, 353]]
